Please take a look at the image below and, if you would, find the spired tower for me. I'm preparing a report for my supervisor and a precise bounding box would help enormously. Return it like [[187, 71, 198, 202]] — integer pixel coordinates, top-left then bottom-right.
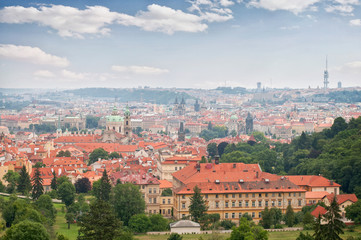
[[124, 105, 132, 137], [194, 99, 200, 112], [178, 122, 185, 142], [324, 56, 329, 89], [245, 112, 253, 134]]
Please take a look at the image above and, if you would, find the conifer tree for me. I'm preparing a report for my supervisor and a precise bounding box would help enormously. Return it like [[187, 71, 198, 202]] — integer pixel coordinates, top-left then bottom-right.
[[323, 195, 344, 240], [17, 166, 32, 195], [32, 167, 44, 200], [189, 185, 208, 223], [51, 170, 57, 190], [96, 169, 111, 202], [285, 204, 295, 227]]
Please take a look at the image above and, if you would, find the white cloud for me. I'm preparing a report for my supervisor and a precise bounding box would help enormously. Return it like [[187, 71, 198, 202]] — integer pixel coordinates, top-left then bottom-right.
[[33, 70, 55, 78], [350, 19, 361, 26], [247, 0, 321, 14], [334, 0, 360, 5], [62, 69, 85, 80], [280, 25, 300, 30], [117, 4, 208, 34], [0, 44, 69, 67], [112, 65, 169, 75], [201, 11, 233, 22], [325, 4, 354, 15], [0, 4, 232, 36], [344, 61, 361, 69]]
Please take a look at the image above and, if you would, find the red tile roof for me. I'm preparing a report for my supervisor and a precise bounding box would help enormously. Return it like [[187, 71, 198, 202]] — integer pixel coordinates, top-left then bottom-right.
[[311, 206, 327, 218], [324, 194, 358, 205], [159, 179, 172, 189], [286, 175, 340, 187]]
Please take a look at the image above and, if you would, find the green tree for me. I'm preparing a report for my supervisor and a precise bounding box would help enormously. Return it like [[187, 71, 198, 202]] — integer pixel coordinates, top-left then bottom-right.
[[57, 176, 71, 186], [345, 199, 361, 224], [32, 167, 43, 200], [34, 195, 57, 226], [65, 212, 75, 229], [109, 152, 121, 159], [112, 183, 145, 226], [189, 185, 208, 223], [74, 177, 91, 193], [128, 214, 151, 233], [270, 207, 282, 226], [217, 142, 228, 157], [230, 130, 237, 137], [3, 170, 19, 194], [285, 205, 295, 227], [17, 166, 32, 195], [168, 233, 183, 240], [78, 200, 121, 240], [51, 171, 57, 190], [296, 232, 314, 240], [220, 219, 236, 230], [57, 182, 75, 207], [330, 117, 348, 137], [323, 196, 344, 240], [229, 217, 268, 240], [2, 220, 50, 240], [302, 212, 315, 226], [149, 214, 168, 231], [207, 143, 217, 158], [161, 188, 172, 196], [260, 207, 271, 229], [88, 148, 109, 165], [94, 169, 111, 202]]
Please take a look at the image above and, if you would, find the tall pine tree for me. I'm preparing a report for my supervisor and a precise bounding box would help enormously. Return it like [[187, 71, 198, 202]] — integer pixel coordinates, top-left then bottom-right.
[[97, 169, 111, 202], [51, 170, 57, 190], [323, 195, 344, 240], [32, 167, 44, 200], [17, 166, 32, 195], [189, 185, 208, 223]]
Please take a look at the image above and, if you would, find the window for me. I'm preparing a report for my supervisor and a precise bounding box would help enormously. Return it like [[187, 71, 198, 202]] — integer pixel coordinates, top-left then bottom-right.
[[278, 200, 282, 207], [182, 195, 185, 199], [272, 193, 275, 197], [175, 167, 178, 171], [232, 201, 235, 207], [149, 189, 152, 194], [279, 193, 281, 197], [289, 193, 291, 197], [252, 212, 255, 218], [149, 210, 152, 214], [216, 194, 219, 198], [216, 202, 219, 208], [252, 201, 255, 207], [154, 210, 156, 214], [149, 198, 152, 203], [205, 194, 208, 199], [163, 209, 165, 214], [272, 201, 275, 207], [168, 199, 171, 204], [246, 193, 249, 198], [259, 212, 262, 218], [154, 198, 157, 203], [245, 201, 249, 207], [239, 213, 242, 219], [163, 199, 165, 204], [225, 202, 229, 208], [182, 203, 186, 209], [239, 194, 242, 198], [232, 213, 235, 219], [226, 194, 229, 198], [225, 213, 228, 219], [153, 188, 157, 193], [265, 193, 268, 197], [265, 201, 268, 207], [293, 193, 296, 197], [324, 187, 327, 191], [142, 185, 145, 189], [252, 193, 255, 198], [258, 201, 262, 207], [259, 193, 262, 197], [168, 209, 171, 214], [299, 193, 301, 197], [239, 201, 242, 207], [182, 214, 185, 218], [288, 200, 291, 206], [232, 194, 235, 198], [298, 200, 302, 206]]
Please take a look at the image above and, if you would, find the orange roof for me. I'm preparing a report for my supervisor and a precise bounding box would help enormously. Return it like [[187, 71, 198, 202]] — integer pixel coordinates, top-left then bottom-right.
[[286, 175, 340, 187], [75, 143, 138, 153], [306, 191, 329, 199], [159, 179, 172, 189], [311, 206, 327, 218], [324, 194, 358, 205]]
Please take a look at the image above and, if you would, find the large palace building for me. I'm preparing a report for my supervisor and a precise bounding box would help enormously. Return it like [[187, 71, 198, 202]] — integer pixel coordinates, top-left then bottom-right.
[[172, 162, 306, 223]]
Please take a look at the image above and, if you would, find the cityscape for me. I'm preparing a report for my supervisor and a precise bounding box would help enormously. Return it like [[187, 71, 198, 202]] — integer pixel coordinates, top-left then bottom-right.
[[1, 0, 361, 240]]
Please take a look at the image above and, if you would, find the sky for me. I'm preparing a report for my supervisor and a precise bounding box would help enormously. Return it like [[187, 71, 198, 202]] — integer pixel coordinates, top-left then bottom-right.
[[0, 0, 360, 89]]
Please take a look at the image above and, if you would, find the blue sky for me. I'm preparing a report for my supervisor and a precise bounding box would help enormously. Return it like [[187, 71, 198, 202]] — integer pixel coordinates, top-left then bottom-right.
[[0, 0, 360, 89]]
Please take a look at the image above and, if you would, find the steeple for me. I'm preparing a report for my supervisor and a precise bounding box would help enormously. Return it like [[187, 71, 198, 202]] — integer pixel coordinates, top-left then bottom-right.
[[174, 97, 178, 105], [323, 56, 329, 89], [181, 96, 185, 105]]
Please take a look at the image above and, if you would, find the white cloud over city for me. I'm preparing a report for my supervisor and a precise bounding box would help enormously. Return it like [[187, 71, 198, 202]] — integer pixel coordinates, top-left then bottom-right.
[[112, 65, 169, 75]]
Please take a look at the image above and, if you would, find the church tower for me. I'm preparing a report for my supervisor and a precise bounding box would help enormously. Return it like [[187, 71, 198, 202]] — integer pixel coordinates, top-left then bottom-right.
[[194, 99, 200, 112], [124, 105, 132, 137], [178, 122, 185, 141], [245, 112, 253, 134]]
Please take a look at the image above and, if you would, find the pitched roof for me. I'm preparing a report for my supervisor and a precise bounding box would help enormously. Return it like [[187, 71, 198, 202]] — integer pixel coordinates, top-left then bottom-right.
[[311, 206, 327, 218], [286, 175, 340, 187], [170, 220, 200, 228], [306, 191, 329, 199], [159, 179, 172, 189], [324, 194, 358, 205]]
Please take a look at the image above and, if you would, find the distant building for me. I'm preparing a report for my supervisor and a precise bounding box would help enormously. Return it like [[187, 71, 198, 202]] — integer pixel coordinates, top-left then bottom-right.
[[194, 99, 200, 112], [338, 81, 342, 88], [174, 97, 186, 116], [178, 122, 185, 142], [245, 112, 253, 134]]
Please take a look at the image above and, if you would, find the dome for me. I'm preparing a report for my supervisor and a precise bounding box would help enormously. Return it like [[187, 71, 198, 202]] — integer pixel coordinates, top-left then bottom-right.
[[230, 115, 238, 120], [106, 115, 123, 122]]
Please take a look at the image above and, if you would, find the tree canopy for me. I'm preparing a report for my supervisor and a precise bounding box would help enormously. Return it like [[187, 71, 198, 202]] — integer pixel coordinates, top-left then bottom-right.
[[189, 185, 208, 223], [88, 148, 109, 165]]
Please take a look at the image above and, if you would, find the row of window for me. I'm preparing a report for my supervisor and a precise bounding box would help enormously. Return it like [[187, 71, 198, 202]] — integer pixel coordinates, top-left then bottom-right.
[[149, 198, 157, 204], [162, 209, 171, 215], [225, 212, 260, 219], [162, 199, 172, 204], [181, 192, 302, 199]]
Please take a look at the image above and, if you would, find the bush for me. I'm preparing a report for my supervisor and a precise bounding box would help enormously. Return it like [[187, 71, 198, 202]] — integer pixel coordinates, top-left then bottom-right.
[[220, 219, 236, 230], [274, 223, 283, 229], [303, 223, 314, 230], [347, 225, 355, 232], [168, 233, 183, 240]]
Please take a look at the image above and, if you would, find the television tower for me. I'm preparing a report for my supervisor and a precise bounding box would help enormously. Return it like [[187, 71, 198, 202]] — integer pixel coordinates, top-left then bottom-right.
[[323, 56, 329, 89]]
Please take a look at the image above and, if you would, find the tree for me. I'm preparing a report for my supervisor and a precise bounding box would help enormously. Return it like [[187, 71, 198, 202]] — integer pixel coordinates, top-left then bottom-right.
[[65, 212, 75, 229], [57, 176, 71, 186], [32, 167, 43, 200], [109, 152, 121, 159], [113, 183, 145, 226], [56, 150, 71, 157], [161, 188, 172, 196], [189, 185, 208, 223], [285, 205, 295, 227], [330, 117, 348, 137], [296, 232, 314, 240], [217, 142, 228, 157], [51, 171, 57, 190], [94, 169, 111, 202], [149, 214, 168, 231], [220, 219, 236, 230], [168, 233, 183, 240], [2, 220, 50, 240], [260, 207, 272, 229], [128, 214, 151, 233], [17, 166, 32, 195], [229, 217, 268, 240], [78, 200, 121, 240], [88, 148, 109, 165], [57, 182, 75, 207], [34, 195, 57, 226], [207, 143, 217, 158], [3, 170, 19, 194], [74, 177, 91, 193], [303, 212, 315, 226], [345, 199, 361, 224], [270, 207, 282, 226], [323, 196, 344, 240]]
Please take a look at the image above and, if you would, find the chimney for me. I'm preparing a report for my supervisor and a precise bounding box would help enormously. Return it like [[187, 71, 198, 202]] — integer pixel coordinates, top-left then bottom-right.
[[233, 163, 236, 168], [196, 163, 200, 172], [256, 171, 259, 178], [215, 154, 220, 165]]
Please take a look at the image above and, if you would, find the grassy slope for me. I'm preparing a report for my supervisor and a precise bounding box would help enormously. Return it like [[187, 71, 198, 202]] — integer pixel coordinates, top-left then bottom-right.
[[53, 203, 79, 239]]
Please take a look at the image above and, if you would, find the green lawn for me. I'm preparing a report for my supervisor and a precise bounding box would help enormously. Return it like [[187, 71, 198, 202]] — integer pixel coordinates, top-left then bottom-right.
[[53, 203, 80, 240]]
